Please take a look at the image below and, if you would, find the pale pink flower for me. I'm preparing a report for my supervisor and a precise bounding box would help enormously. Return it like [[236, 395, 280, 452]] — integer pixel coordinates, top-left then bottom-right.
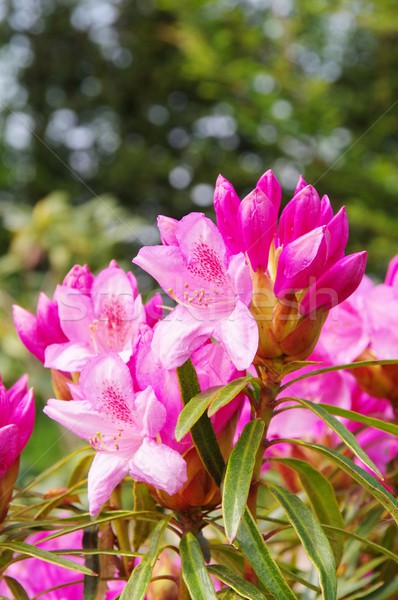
[[129, 328, 245, 453], [44, 263, 147, 372], [44, 353, 187, 515], [133, 212, 258, 370]]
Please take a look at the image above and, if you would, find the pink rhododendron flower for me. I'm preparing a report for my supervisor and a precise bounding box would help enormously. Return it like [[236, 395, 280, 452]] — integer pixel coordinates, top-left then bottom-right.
[[316, 255, 398, 407], [13, 262, 161, 372], [44, 263, 147, 372], [213, 170, 367, 363], [130, 328, 245, 453], [215, 171, 366, 314], [44, 353, 187, 515], [133, 212, 258, 370], [13, 292, 68, 363], [0, 375, 34, 521]]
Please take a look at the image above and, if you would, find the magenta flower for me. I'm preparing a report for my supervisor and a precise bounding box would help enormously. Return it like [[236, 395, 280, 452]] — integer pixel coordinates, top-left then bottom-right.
[[215, 171, 366, 314], [13, 264, 93, 364], [0, 375, 35, 521], [44, 353, 187, 515], [213, 171, 366, 362], [13, 263, 160, 373], [13, 292, 68, 363], [133, 212, 258, 370], [0, 530, 85, 600]]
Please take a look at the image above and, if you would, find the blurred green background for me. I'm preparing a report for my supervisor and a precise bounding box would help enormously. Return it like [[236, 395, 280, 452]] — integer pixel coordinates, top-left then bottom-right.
[[1, 0, 398, 480]]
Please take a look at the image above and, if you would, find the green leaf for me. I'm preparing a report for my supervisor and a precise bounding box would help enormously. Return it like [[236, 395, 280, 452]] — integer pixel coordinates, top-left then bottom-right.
[[120, 554, 152, 600], [132, 482, 157, 551], [271, 457, 344, 565], [356, 579, 398, 600], [2, 576, 30, 600], [278, 440, 398, 526], [0, 541, 95, 576], [208, 564, 268, 600], [278, 397, 382, 477], [317, 403, 398, 437], [180, 533, 217, 600], [269, 484, 337, 600], [176, 385, 220, 441], [322, 525, 398, 564], [120, 518, 168, 600], [177, 360, 225, 485], [223, 419, 265, 542], [236, 509, 297, 600], [217, 590, 243, 599], [176, 376, 254, 440], [280, 359, 398, 392], [208, 376, 255, 416], [68, 453, 94, 488]]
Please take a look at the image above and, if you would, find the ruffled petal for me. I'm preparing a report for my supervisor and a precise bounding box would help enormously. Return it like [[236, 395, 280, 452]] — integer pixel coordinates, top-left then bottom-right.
[[129, 438, 187, 495], [88, 453, 128, 515]]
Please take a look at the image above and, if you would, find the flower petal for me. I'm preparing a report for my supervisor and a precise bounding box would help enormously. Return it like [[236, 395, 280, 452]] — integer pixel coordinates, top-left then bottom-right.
[[79, 353, 135, 419], [133, 386, 166, 437], [213, 174, 243, 254], [44, 341, 94, 372], [300, 251, 367, 316], [239, 188, 277, 271], [214, 300, 258, 370], [88, 452, 128, 515], [151, 305, 213, 369], [129, 438, 187, 495]]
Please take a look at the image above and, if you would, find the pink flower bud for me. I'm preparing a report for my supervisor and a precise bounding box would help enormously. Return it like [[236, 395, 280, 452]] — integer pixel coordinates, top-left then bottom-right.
[[279, 184, 322, 245], [213, 174, 244, 254], [239, 187, 278, 271], [300, 251, 367, 316]]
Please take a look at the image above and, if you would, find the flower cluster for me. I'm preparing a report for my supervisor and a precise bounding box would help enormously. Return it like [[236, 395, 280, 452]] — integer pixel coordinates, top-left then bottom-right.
[[5, 169, 398, 599]]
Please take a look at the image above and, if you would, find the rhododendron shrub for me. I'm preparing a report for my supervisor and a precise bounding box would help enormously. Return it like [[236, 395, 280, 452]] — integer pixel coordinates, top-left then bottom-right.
[[2, 170, 398, 600]]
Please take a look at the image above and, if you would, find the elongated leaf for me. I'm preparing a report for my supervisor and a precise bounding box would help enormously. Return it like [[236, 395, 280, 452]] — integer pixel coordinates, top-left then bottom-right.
[[68, 453, 94, 487], [269, 484, 337, 600], [223, 419, 265, 542], [318, 403, 398, 437], [3, 576, 30, 600], [236, 509, 297, 600], [208, 376, 255, 416], [280, 359, 398, 392], [208, 564, 267, 600], [0, 541, 95, 576], [217, 590, 243, 599], [322, 525, 398, 564], [278, 397, 382, 477], [278, 439, 398, 526], [133, 482, 157, 551], [120, 518, 168, 600], [357, 579, 398, 600], [271, 457, 344, 564], [120, 554, 152, 600], [176, 385, 220, 441], [180, 533, 217, 600], [177, 360, 225, 485], [176, 376, 254, 440]]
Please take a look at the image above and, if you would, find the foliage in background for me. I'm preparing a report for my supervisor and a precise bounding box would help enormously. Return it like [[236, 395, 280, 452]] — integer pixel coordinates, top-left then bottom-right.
[[0, 0, 398, 272]]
